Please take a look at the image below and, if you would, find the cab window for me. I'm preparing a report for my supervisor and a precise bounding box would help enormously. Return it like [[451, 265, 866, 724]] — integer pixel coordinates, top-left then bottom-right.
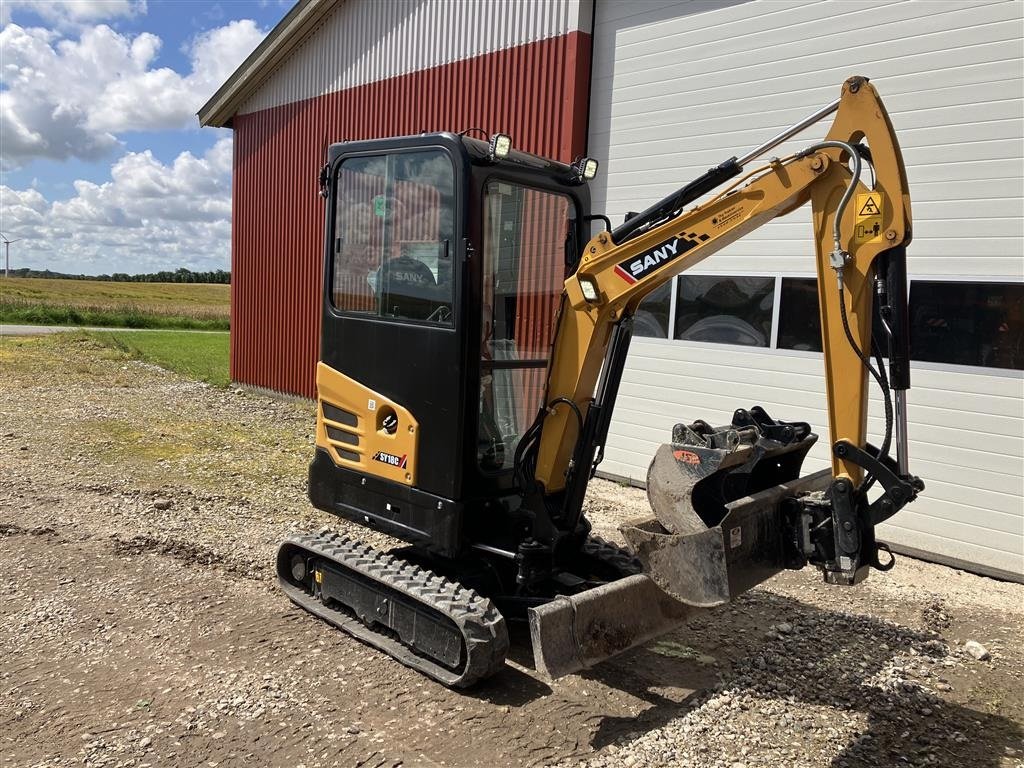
[[478, 180, 576, 471], [331, 150, 455, 325]]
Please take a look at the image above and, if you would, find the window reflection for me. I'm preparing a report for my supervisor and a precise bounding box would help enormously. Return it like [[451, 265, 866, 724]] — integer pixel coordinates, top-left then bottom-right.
[[774, 277, 1022, 371], [332, 150, 455, 324], [911, 281, 1023, 370], [634, 281, 671, 338], [778, 277, 822, 352], [478, 181, 575, 471], [674, 276, 775, 347]]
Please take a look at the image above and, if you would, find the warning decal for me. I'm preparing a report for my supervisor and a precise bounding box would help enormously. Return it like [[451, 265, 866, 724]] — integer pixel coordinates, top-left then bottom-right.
[[855, 191, 884, 244], [858, 195, 881, 216]]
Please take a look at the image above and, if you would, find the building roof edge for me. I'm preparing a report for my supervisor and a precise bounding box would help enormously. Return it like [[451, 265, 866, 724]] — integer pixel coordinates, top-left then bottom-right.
[[198, 0, 336, 128]]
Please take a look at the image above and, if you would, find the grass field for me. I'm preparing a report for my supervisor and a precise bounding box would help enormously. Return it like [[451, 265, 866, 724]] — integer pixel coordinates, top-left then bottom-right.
[[0, 277, 230, 330], [88, 329, 230, 387]]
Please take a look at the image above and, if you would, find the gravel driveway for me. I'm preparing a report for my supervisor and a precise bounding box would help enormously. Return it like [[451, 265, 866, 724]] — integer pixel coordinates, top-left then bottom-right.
[[2, 332, 1022, 768]]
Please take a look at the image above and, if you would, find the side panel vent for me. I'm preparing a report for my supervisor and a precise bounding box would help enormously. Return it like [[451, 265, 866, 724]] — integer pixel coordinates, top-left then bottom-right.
[[326, 425, 359, 446], [315, 362, 419, 486], [322, 401, 358, 427]]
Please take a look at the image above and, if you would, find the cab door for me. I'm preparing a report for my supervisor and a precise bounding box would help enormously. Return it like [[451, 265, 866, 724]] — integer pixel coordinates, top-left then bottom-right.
[[320, 138, 466, 500]]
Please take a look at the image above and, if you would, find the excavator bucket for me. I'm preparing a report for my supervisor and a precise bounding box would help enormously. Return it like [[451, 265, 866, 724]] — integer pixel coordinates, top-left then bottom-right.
[[622, 469, 831, 607], [529, 407, 828, 679], [646, 408, 817, 536], [625, 407, 823, 606]]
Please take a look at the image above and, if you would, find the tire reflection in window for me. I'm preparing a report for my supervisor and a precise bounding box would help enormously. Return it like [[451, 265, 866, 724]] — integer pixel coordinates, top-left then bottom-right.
[[674, 276, 775, 347], [633, 280, 671, 338]]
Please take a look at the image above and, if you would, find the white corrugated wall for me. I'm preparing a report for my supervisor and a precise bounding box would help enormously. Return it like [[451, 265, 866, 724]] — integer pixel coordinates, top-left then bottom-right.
[[588, 0, 1024, 579]]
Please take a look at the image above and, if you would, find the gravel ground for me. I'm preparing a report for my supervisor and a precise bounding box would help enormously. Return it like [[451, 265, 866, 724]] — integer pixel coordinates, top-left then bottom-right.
[[1, 332, 1022, 768]]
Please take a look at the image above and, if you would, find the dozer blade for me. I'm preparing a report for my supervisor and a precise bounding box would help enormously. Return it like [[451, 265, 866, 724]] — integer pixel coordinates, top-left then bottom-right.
[[528, 574, 693, 679]]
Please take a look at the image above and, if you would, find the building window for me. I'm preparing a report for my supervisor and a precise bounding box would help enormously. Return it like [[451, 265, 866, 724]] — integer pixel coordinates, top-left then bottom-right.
[[773, 277, 1024, 371], [331, 149, 455, 325], [777, 277, 822, 352], [674, 276, 775, 347], [910, 281, 1023, 371], [634, 281, 671, 338]]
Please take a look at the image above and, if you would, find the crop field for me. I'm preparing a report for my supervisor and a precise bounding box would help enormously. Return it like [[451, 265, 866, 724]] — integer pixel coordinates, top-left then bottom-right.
[[0, 277, 230, 330]]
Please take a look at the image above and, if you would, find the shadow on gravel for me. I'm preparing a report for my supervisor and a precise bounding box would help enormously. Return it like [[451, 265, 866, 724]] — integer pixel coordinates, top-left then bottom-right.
[[482, 590, 1021, 767]]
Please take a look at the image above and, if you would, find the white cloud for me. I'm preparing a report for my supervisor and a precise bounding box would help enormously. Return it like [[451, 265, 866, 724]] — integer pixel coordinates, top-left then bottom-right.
[[0, 185, 48, 230], [87, 20, 266, 134], [0, 138, 233, 273], [0, 19, 265, 169], [0, 1, 146, 28]]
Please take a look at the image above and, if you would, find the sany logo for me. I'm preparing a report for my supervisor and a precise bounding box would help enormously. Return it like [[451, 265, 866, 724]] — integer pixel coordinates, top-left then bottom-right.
[[631, 239, 679, 276], [372, 451, 408, 469], [614, 235, 695, 284]]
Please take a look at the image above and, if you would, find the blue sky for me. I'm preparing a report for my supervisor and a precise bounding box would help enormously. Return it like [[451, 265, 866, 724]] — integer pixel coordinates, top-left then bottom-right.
[[0, 0, 290, 274]]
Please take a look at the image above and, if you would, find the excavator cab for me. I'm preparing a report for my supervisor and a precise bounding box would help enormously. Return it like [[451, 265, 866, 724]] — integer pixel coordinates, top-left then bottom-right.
[[282, 77, 924, 686], [307, 132, 591, 558]]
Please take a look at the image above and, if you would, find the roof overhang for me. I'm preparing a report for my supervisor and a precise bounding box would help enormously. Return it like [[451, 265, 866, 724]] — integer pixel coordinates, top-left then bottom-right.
[[198, 0, 337, 128]]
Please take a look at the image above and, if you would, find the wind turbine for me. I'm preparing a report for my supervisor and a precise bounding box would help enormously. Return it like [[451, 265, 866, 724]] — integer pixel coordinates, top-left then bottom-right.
[[0, 233, 22, 278]]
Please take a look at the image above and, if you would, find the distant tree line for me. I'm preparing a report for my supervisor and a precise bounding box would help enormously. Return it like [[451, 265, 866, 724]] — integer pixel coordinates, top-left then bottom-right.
[[8, 267, 230, 284]]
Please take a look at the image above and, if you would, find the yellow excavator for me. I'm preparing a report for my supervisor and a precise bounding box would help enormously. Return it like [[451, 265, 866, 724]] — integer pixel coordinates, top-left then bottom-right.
[[277, 76, 924, 686]]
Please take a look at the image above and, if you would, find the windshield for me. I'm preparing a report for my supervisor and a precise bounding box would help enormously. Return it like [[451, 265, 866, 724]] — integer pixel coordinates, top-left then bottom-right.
[[478, 180, 576, 471]]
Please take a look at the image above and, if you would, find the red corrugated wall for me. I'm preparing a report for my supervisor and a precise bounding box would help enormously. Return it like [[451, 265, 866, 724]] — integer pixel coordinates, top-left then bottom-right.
[[231, 31, 592, 398]]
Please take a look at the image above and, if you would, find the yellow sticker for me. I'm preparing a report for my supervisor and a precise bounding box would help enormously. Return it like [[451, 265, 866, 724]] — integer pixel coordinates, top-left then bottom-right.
[[855, 191, 884, 243], [315, 569, 323, 584]]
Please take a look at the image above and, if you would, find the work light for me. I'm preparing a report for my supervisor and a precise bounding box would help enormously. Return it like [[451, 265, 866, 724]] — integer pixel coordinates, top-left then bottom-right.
[[489, 133, 512, 161], [578, 276, 599, 302], [573, 156, 599, 181]]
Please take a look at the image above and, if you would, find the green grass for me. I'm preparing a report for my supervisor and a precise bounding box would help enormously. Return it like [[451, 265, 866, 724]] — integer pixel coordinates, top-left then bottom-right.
[[0, 276, 229, 330], [1, 302, 229, 330], [89, 329, 230, 387]]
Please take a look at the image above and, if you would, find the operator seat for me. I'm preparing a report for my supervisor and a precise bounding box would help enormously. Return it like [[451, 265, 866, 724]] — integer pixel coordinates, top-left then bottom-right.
[[381, 252, 437, 320]]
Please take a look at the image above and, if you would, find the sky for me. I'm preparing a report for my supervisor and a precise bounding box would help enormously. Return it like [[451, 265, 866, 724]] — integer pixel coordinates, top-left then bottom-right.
[[0, 0, 291, 275]]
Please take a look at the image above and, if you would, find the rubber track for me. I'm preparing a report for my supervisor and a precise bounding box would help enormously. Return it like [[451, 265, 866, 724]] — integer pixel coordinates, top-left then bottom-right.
[[581, 535, 643, 577], [277, 532, 509, 688]]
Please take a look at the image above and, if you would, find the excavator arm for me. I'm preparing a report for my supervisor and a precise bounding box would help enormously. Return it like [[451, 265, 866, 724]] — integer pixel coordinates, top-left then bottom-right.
[[529, 76, 922, 588]]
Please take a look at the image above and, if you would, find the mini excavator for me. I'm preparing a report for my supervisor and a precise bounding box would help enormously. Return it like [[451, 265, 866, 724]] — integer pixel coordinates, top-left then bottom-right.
[[278, 76, 924, 686]]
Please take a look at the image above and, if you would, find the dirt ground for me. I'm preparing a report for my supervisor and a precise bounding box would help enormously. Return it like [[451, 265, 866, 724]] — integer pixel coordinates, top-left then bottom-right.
[[2, 333, 1022, 768]]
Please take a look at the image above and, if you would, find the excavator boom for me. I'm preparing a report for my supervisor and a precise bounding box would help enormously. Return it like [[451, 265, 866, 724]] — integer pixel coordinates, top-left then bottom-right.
[[537, 77, 910, 499]]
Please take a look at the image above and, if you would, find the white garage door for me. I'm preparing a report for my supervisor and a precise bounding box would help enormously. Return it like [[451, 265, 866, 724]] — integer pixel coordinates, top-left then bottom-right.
[[587, 0, 1024, 580]]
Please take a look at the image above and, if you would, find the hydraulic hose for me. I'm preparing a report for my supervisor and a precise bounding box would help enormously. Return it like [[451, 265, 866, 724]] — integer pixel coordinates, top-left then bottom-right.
[[799, 140, 862, 280]]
